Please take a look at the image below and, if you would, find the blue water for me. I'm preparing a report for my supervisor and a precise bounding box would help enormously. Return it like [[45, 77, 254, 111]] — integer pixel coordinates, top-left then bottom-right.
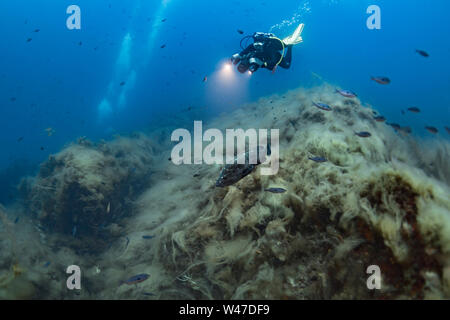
[[1, 0, 449, 202]]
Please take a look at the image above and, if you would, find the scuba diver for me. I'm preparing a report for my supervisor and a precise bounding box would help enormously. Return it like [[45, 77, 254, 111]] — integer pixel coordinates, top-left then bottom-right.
[[231, 23, 305, 74]]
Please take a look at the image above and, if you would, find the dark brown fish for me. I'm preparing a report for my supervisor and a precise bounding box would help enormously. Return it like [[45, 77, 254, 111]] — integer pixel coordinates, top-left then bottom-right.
[[407, 107, 421, 113], [160, 44, 166, 49], [26, 38, 32, 42], [399, 126, 412, 134], [181, 106, 193, 112], [264, 188, 287, 193], [216, 163, 257, 187], [416, 49, 429, 57], [373, 115, 386, 122], [371, 76, 390, 85], [237, 29, 244, 34], [425, 126, 438, 134], [216, 146, 270, 187], [387, 122, 401, 130], [203, 76, 207, 83], [355, 131, 372, 138]]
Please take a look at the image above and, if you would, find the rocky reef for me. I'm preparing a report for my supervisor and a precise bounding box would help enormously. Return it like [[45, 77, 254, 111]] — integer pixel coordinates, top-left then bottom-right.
[[18, 134, 155, 253], [127, 85, 450, 299], [1, 85, 449, 299]]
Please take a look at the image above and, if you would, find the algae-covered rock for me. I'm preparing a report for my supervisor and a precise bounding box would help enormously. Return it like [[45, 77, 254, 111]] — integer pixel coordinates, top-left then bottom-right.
[[20, 135, 155, 251]]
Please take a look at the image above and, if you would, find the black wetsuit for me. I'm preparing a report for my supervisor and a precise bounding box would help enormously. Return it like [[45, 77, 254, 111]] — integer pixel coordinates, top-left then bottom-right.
[[236, 33, 292, 72]]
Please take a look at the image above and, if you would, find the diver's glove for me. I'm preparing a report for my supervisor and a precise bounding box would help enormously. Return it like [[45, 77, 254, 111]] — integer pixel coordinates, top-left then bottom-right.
[[282, 23, 304, 46]]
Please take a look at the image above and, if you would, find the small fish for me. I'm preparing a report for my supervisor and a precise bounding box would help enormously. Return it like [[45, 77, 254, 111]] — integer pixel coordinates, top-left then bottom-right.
[[193, 173, 200, 178], [264, 188, 287, 193], [373, 115, 386, 122], [45, 127, 55, 136], [142, 235, 155, 239], [143, 292, 155, 296], [78, 41, 82, 46], [34, 29, 40, 33], [120, 81, 126, 86], [309, 156, 327, 163], [14, 217, 20, 224], [40, 146, 45, 151], [72, 225, 77, 237], [386, 122, 401, 130], [407, 107, 421, 113], [203, 76, 207, 83], [445, 126, 450, 135], [43, 261, 51, 268], [160, 44, 166, 49], [125, 236, 130, 248], [399, 126, 412, 134], [335, 89, 357, 98], [106, 202, 111, 214], [416, 49, 429, 57], [237, 29, 244, 34], [371, 76, 391, 85], [161, 18, 167, 22], [122, 273, 150, 285], [17, 137, 24, 142], [312, 101, 332, 111], [355, 131, 372, 138], [26, 38, 32, 42], [425, 126, 438, 134]]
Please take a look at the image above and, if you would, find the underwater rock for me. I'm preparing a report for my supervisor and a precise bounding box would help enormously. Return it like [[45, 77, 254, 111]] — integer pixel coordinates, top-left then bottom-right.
[[3, 84, 449, 300], [135, 85, 450, 300], [20, 135, 155, 251]]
